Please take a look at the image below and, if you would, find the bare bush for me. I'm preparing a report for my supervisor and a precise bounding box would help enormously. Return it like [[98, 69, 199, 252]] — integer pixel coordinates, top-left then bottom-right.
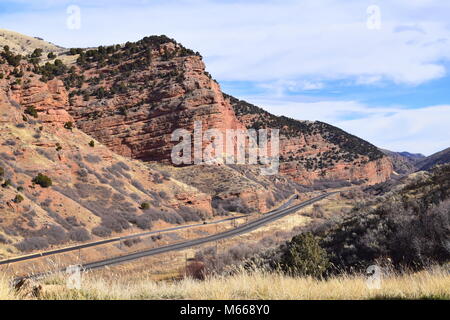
[[101, 215, 130, 233], [44, 225, 68, 245], [15, 237, 49, 252], [123, 237, 142, 247], [84, 154, 102, 163], [2, 139, 16, 146], [92, 226, 112, 237], [135, 214, 153, 229], [68, 227, 91, 242]]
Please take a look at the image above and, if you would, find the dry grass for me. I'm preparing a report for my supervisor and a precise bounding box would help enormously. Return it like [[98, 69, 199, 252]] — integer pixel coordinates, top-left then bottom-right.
[[1, 268, 449, 300]]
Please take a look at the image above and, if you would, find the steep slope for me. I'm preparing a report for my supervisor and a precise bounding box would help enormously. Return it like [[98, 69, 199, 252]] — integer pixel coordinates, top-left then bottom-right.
[[62, 36, 244, 162], [2, 31, 394, 206], [381, 149, 425, 174], [0, 51, 303, 257], [416, 147, 450, 171], [11, 34, 390, 186], [0, 58, 219, 257], [228, 95, 393, 185]]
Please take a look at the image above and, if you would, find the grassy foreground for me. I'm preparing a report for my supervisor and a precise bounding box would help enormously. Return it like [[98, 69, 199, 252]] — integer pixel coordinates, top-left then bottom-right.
[[1, 268, 449, 300]]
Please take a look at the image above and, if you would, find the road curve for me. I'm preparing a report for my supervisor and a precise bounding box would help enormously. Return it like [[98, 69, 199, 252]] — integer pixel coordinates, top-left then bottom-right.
[[13, 192, 334, 282], [82, 193, 333, 271], [1, 195, 298, 266]]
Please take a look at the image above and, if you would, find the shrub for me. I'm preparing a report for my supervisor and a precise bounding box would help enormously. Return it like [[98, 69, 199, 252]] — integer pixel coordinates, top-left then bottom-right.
[[280, 233, 330, 278], [45, 225, 67, 244], [64, 121, 73, 130], [101, 215, 129, 233], [84, 154, 101, 163], [135, 214, 153, 229], [15, 237, 49, 252], [1, 179, 12, 188], [2, 139, 16, 146], [140, 202, 150, 210], [13, 194, 24, 203], [92, 226, 112, 237], [0, 234, 8, 244], [47, 52, 56, 59], [88, 140, 95, 147], [68, 227, 91, 242], [32, 173, 52, 188], [25, 106, 38, 118], [123, 237, 142, 247], [186, 261, 206, 280], [64, 216, 79, 227]]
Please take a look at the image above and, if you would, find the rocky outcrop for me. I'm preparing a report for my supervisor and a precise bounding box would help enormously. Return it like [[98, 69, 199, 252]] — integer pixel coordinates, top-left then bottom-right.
[[229, 95, 393, 185], [8, 75, 73, 126], [2, 35, 393, 189], [68, 45, 244, 162]]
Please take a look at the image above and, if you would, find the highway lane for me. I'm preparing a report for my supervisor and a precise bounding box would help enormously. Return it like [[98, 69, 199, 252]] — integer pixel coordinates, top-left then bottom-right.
[[1, 195, 298, 266], [12, 192, 334, 282], [82, 192, 334, 271]]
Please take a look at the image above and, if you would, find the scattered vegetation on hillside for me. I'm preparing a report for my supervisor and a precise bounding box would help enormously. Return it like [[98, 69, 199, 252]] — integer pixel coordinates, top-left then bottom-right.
[[295, 164, 450, 273], [227, 94, 384, 165]]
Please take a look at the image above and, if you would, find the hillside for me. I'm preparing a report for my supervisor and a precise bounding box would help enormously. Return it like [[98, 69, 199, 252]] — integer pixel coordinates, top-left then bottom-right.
[[312, 164, 450, 271], [416, 147, 450, 171], [0, 48, 305, 256], [227, 95, 393, 185], [0, 57, 219, 257], [0, 57, 259, 256], [381, 149, 425, 174], [0, 32, 393, 186], [0, 29, 64, 59], [0, 30, 398, 257]]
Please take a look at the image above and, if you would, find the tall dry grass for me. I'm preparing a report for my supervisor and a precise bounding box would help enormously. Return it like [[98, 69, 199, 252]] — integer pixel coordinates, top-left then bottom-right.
[[1, 267, 449, 300]]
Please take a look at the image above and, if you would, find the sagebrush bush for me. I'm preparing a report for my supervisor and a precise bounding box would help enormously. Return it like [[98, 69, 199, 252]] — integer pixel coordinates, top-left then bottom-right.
[[68, 227, 91, 242], [92, 226, 112, 237], [15, 237, 49, 252]]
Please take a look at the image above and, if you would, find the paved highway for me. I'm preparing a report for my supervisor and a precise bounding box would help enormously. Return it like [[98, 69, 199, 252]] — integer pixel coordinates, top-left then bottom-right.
[[12, 192, 334, 283], [1, 195, 298, 266], [81, 193, 333, 271]]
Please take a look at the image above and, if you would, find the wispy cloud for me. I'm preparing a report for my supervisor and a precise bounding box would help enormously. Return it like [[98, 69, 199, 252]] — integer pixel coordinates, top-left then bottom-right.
[[2, 0, 450, 86], [244, 96, 450, 155], [1, 0, 449, 154]]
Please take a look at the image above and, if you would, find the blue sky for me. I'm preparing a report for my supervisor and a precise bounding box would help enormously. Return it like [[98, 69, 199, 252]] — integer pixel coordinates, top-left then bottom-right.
[[1, 0, 450, 155]]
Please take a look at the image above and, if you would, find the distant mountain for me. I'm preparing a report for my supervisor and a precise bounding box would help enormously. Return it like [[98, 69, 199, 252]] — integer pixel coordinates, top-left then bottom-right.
[[416, 147, 450, 171], [398, 152, 426, 160], [381, 149, 425, 174]]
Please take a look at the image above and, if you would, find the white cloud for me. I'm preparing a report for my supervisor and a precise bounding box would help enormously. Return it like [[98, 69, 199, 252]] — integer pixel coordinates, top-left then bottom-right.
[[1, 0, 450, 85], [1, 0, 449, 154], [244, 97, 450, 156]]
